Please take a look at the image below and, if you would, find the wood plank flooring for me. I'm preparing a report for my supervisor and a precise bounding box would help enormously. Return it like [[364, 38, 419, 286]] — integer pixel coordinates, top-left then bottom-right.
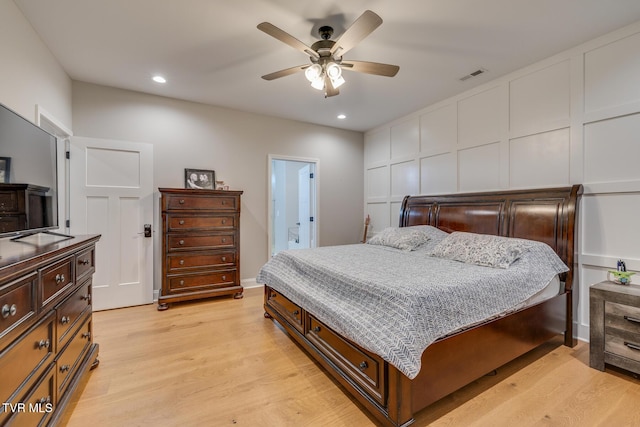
[[65, 286, 640, 427]]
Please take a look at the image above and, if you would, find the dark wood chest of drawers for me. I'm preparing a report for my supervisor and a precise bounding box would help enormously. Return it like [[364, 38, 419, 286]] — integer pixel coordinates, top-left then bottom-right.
[[0, 234, 100, 426], [158, 188, 243, 310], [590, 280, 640, 376]]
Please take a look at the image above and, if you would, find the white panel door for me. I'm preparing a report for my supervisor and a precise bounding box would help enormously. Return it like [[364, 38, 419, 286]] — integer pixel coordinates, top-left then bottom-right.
[[69, 137, 154, 311]]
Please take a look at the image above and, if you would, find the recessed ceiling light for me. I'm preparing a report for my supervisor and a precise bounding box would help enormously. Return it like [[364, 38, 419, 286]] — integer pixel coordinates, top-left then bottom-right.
[[337, 114, 346, 119], [152, 75, 167, 84]]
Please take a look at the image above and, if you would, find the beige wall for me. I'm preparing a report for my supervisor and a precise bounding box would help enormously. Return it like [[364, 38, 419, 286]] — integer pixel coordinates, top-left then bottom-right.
[[0, 0, 72, 126], [72, 82, 364, 287]]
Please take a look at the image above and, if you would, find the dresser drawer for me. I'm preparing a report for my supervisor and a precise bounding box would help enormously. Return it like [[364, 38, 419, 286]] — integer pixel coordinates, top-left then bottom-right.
[[167, 234, 235, 251], [266, 288, 304, 333], [168, 270, 237, 293], [167, 252, 236, 272], [56, 279, 92, 346], [40, 256, 74, 307], [167, 215, 236, 231], [57, 314, 92, 399], [4, 363, 55, 427], [0, 313, 54, 408], [165, 194, 237, 211], [0, 272, 37, 345], [306, 315, 385, 405], [75, 247, 96, 282], [605, 334, 640, 363]]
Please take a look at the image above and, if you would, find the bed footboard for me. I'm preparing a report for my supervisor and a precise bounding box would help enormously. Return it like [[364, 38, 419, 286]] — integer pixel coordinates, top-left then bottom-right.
[[264, 286, 415, 427]]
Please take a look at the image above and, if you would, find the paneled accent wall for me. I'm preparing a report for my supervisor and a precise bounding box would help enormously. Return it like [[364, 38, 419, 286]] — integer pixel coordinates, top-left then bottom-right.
[[364, 21, 640, 342]]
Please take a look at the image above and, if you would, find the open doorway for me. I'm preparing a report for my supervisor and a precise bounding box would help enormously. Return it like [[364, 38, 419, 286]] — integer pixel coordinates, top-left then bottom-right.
[[268, 155, 318, 257]]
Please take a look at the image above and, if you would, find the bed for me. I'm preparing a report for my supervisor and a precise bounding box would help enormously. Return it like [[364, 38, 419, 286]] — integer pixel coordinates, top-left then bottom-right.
[[259, 185, 582, 427]]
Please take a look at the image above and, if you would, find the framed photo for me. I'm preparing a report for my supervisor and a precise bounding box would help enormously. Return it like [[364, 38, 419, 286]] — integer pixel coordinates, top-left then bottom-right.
[[185, 168, 215, 189], [0, 157, 11, 183]]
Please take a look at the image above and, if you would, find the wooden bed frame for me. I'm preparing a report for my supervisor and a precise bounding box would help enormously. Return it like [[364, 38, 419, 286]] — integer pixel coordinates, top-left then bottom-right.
[[263, 185, 583, 426]]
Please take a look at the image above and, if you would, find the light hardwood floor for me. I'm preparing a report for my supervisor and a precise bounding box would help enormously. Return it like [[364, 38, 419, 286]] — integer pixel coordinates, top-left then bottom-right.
[[65, 286, 640, 427]]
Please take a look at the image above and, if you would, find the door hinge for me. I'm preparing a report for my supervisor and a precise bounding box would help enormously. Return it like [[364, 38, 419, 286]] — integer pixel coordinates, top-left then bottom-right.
[[310, 217, 314, 222], [65, 151, 70, 159], [309, 173, 314, 179], [65, 220, 70, 227]]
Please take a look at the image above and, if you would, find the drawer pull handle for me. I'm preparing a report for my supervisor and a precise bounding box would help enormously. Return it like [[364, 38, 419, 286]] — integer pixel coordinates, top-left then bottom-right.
[[221, 256, 227, 262], [179, 220, 185, 225], [37, 339, 50, 350], [37, 396, 51, 405], [81, 294, 92, 303], [55, 274, 66, 284], [82, 332, 91, 340], [179, 199, 185, 204], [222, 275, 227, 281], [179, 259, 185, 265], [79, 259, 90, 265], [222, 238, 227, 243], [1, 304, 17, 318], [625, 342, 640, 352], [180, 280, 185, 286], [313, 326, 321, 333], [291, 310, 299, 316], [222, 219, 226, 224], [624, 315, 640, 325], [222, 200, 226, 205], [179, 240, 185, 245], [359, 361, 368, 371], [60, 364, 71, 373], [60, 316, 70, 325]]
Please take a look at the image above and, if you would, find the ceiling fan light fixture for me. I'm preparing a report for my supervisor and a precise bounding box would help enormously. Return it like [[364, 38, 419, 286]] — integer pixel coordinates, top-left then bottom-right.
[[310, 76, 325, 90], [305, 64, 323, 83], [326, 62, 342, 79]]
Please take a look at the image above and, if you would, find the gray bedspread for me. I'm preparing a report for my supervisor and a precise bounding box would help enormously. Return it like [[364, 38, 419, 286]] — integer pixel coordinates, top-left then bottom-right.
[[256, 239, 568, 379]]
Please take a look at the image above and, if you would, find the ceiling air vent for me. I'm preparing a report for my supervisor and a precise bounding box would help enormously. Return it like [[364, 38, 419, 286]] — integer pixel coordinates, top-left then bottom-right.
[[459, 68, 487, 81]]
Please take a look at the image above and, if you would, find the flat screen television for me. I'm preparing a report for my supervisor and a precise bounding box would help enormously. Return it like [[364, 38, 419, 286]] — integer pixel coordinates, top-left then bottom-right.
[[0, 102, 59, 238]]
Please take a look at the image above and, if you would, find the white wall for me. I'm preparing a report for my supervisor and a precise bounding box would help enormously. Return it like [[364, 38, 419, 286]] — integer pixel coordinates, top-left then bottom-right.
[[72, 82, 364, 288], [364, 20, 640, 342], [0, 0, 72, 126]]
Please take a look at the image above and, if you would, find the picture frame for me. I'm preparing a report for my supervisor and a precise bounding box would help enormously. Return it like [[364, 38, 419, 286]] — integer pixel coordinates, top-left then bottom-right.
[[0, 157, 11, 183], [184, 168, 215, 189]]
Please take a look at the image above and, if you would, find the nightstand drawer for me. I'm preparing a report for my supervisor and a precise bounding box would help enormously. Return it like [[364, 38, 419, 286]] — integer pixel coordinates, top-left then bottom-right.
[[605, 334, 640, 363], [605, 301, 640, 334]]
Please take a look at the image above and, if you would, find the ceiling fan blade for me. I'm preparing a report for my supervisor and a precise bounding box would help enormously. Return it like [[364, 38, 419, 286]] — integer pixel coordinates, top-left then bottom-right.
[[341, 60, 399, 77], [330, 10, 382, 57], [324, 75, 339, 97], [261, 65, 308, 81], [257, 22, 320, 59]]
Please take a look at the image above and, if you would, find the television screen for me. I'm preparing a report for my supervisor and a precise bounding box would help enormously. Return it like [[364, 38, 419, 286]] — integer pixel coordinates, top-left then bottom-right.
[[0, 103, 58, 237]]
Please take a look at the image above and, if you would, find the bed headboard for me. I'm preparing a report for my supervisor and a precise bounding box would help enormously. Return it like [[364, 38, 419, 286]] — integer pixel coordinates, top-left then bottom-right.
[[399, 185, 583, 289]]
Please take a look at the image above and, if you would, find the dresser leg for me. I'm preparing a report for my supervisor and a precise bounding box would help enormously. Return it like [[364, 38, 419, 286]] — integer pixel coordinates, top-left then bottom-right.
[[157, 303, 170, 311], [233, 292, 244, 299], [90, 358, 100, 370], [264, 312, 272, 319]]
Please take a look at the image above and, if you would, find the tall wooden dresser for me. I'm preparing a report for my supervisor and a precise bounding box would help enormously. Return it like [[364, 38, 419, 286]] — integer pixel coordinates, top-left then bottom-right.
[[0, 234, 100, 426], [158, 188, 243, 310]]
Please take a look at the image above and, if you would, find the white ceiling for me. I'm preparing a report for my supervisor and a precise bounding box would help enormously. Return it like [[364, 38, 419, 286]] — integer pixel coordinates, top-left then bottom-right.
[[14, 0, 640, 132]]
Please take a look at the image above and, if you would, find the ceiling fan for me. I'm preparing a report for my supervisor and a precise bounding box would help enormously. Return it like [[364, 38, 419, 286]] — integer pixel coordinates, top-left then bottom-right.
[[257, 10, 399, 97]]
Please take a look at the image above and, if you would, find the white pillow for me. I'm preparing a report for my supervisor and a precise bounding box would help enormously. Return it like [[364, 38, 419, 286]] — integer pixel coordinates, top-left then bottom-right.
[[428, 232, 535, 268]]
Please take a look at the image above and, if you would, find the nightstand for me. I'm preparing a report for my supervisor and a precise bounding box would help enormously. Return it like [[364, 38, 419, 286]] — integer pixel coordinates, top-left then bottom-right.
[[590, 281, 640, 375]]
